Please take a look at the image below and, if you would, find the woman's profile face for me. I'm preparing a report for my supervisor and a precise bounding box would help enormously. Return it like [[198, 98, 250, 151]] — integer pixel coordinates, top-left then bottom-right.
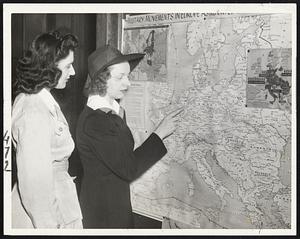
[[55, 51, 75, 89], [106, 61, 131, 100]]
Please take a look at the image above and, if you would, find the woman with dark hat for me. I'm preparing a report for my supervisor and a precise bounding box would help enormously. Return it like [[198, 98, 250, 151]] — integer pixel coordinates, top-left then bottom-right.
[[76, 45, 182, 228], [11, 31, 82, 228]]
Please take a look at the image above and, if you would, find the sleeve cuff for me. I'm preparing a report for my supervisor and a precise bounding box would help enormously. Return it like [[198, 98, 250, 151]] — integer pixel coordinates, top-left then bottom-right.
[[147, 132, 168, 157]]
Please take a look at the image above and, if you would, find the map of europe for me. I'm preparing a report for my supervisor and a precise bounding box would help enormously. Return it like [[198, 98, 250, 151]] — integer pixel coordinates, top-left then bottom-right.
[[122, 13, 292, 229]]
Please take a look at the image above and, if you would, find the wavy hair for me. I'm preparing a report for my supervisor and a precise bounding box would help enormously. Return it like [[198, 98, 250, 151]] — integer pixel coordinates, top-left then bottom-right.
[[13, 31, 78, 96], [87, 68, 111, 96]]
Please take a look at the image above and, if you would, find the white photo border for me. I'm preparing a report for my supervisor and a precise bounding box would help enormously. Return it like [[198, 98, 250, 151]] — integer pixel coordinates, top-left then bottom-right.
[[3, 3, 297, 236]]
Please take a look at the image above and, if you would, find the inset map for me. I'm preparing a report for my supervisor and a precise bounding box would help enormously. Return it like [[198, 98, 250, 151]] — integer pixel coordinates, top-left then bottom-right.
[[246, 48, 291, 111], [123, 26, 168, 82]]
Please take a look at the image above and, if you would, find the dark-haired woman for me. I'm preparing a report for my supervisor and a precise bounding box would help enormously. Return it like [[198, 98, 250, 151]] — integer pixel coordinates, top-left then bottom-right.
[[11, 31, 82, 228]]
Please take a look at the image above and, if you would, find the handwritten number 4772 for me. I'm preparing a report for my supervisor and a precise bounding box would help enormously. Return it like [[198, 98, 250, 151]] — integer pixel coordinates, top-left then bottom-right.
[[3, 130, 11, 171]]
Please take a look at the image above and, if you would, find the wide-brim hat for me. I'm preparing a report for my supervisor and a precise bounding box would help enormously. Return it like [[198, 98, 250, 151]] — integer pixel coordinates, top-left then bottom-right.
[[88, 44, 145, 81]]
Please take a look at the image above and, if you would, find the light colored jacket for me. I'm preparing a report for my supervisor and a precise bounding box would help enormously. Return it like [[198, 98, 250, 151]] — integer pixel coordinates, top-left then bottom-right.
[[11, 90, 82, 228]]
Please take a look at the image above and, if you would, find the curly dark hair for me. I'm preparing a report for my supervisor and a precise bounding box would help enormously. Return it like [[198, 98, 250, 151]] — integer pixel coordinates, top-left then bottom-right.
[[87, 68, 111, 96], [13, 31, 78, 96]]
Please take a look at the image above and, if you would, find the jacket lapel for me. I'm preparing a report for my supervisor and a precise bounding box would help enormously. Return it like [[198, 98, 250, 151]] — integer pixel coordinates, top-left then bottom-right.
[[54, 105, 68, 126]]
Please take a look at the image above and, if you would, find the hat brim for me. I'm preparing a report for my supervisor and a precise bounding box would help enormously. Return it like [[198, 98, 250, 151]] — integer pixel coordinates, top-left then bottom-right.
[[93, 53, 145, 79]]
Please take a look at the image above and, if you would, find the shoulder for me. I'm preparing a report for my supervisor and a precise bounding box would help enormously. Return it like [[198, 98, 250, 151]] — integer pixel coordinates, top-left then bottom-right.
[[13, 93, 50, 114], [79, 106, 109, 124], [12, 93, 52, 128], [79, 107, 117, 136], [86, 109, 112, 129]]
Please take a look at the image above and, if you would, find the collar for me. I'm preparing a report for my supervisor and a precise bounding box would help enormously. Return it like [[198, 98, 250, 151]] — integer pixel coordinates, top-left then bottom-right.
[[37, 88, 60, 113], [87, 95, 120, 114]]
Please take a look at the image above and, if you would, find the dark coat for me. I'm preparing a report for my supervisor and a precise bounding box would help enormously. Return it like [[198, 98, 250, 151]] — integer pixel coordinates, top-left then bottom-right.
[[76, 106, 167, 228]]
